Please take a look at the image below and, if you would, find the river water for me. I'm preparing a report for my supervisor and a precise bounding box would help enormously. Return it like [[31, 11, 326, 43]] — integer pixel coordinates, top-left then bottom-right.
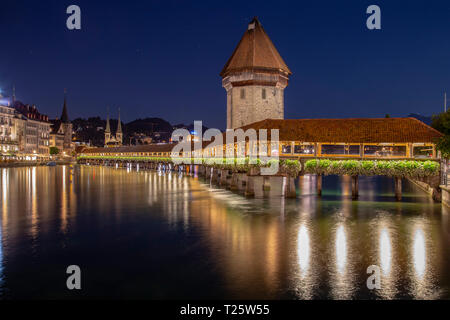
[[0, 165, 449, 299]]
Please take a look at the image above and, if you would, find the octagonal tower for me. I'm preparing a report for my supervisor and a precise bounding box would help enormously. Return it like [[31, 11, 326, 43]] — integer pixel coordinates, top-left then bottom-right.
[[220, 17, 292, 129]]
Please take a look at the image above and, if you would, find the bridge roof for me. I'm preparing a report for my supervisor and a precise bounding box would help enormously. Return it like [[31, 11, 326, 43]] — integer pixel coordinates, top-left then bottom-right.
[[233, 117, 442, 143]]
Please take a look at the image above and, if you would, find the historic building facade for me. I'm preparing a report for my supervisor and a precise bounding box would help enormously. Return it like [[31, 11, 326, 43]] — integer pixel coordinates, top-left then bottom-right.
[[14, 102, 51, 156], [0, 102, 20, 154], [104, 110, 123, 147], [221, 17, 291, 129]]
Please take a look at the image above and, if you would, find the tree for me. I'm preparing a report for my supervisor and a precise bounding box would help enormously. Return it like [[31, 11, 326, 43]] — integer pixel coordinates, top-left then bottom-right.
[[431, 110, 450, 158], [50, 147, 60, 155]]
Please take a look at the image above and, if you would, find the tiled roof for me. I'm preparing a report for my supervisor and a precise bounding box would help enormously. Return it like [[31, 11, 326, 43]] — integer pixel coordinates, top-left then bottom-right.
[[220, 17, 291, 77], [235, 118, 442, 143]]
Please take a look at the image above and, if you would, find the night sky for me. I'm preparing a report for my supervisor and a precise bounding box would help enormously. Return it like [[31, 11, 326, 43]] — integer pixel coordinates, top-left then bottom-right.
[[1, 0, 450, 129]]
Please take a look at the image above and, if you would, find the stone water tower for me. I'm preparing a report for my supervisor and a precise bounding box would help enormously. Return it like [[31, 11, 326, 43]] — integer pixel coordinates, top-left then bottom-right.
[[220, 17, 292, 129]]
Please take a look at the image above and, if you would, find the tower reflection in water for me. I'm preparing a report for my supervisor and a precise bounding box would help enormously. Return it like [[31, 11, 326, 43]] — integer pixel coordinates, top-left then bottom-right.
[[0, 166, 447, 299], [408, 220, 441, 299], [377, 221, 397, 299]]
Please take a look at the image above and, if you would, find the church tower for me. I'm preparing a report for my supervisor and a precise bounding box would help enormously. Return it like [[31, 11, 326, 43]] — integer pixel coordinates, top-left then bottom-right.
[[116, 109, 123, 145], [220, 17, 292, 129], [105, 111, 111, 145], [60, 90, 73, 151]]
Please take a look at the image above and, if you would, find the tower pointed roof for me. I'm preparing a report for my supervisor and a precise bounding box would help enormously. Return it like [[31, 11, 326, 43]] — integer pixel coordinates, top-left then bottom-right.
[[105, 110, 111, 133], [220, 17, 291, 77], [116, 109, 122, 133], [61, 89, 70, 123]]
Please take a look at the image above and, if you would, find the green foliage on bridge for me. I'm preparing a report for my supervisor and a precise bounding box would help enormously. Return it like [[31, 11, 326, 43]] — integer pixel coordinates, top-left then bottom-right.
[[78, 155, 439, 178], [304, 159, 439, 178], [203, 158, 302, 176]]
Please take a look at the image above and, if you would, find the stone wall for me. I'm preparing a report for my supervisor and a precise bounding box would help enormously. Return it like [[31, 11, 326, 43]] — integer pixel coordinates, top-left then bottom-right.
[[409, 175, 441, 201], [223, 71, 288, 129], [227, 85, 284, 129]]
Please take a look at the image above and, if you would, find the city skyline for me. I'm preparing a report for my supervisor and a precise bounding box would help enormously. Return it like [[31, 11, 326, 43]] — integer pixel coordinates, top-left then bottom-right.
[[2, 1, 450, 129]]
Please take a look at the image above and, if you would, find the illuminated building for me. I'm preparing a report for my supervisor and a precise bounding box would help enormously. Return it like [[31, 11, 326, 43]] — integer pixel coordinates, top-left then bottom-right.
[[104, 109, 123, 147]]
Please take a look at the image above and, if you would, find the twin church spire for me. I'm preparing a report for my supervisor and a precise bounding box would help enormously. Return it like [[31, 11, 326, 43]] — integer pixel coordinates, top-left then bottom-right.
[[104, 108, 123, 147]]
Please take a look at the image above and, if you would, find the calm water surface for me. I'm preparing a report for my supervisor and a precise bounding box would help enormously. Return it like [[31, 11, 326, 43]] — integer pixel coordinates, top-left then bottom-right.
[[0, 165, 449, 299]]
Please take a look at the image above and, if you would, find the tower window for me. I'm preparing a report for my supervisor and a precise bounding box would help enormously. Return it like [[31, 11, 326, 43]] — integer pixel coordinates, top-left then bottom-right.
[[240, 88, 245, 99], [262, 88, 266, 99]]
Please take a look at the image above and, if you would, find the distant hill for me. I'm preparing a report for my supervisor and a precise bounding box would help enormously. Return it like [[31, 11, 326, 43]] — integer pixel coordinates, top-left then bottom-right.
[[72, 117, 106, 147], [126, 118, 173, 135], [173, 123, 210, 134], [407, 113, 432, 125]]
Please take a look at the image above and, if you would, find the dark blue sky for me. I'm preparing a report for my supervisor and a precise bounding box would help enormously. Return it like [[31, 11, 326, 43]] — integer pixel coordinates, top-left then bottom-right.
[[1, 0, 450, 129]]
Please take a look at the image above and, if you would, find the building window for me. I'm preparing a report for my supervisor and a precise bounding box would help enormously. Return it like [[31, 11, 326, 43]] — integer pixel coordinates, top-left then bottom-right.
[[321, 144, 360, 155], [240, 88, 245, 99], [321, 145, 345, 155], [281, 144, 291, 154], [347, 145, 360, 155], [413, 145, 433, 158], [294, 144, 315, 155], [364, 145, 406, 157], [262, 88, 266, 99]]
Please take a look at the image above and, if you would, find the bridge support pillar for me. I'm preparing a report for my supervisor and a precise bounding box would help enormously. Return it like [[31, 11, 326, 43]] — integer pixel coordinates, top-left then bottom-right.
[[284, 175, 297, 198], [351, 175, 359, 199], [394, 177, 402, 201], [230, 172, 239, 190], [252, 176, 264, 198], [236, 173, 247, 191], [267, 176, 284, 197], [317, 174, 323, 196], [245, 175, 255, 197], [220, 169, 229, 186], [263, 176, 271, 192], [212, 168, 220, 183]]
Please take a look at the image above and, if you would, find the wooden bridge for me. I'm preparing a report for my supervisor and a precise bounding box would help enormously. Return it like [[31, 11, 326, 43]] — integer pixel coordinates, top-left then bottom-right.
[[76, 155, 441, 201]]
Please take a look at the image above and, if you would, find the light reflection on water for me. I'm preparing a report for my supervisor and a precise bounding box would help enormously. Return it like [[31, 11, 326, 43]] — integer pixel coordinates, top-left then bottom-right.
[[0, 166, 449, 299]]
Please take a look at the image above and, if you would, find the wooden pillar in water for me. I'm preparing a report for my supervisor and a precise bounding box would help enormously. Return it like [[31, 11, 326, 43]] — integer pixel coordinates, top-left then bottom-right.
[[394, 177, 402, 201], [212, 168, 219, 183], [220, 169, 228, 186], [351, 175, 359, 199], [263, 176, 271, 192], [284, 175, 296, 198], [230, 172, 238, 190], [317, 174, 323, 196], [245, 175, 255, 197]]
